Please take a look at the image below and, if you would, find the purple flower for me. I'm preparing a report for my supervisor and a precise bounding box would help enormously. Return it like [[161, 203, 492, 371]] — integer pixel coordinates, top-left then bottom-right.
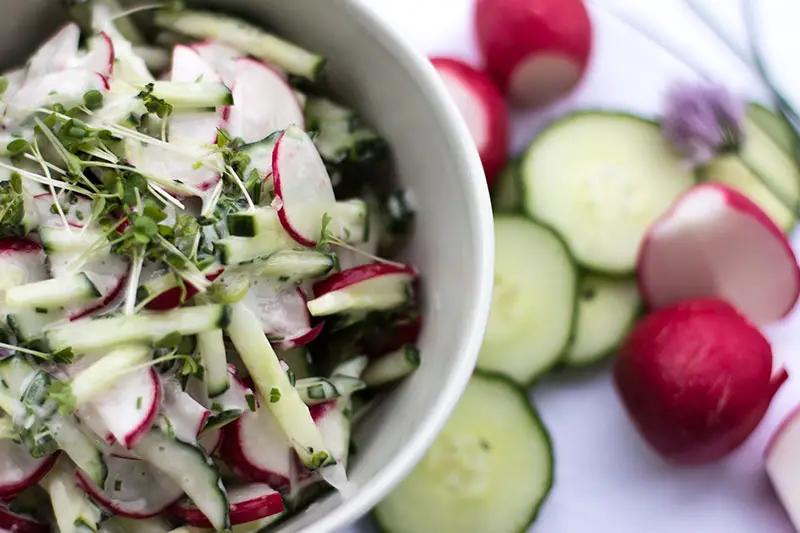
[[661, 81, 745, 167]]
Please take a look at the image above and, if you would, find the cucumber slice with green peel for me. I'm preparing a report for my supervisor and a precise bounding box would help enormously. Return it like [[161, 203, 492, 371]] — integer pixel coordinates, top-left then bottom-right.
[[133, 430, 230, 532], [6, 273, 99, 310], [226, 302, 335, 471], [154, 9, 326, 81], [142, 81, 233, 109], [48, 415, 108, 487], [294, 377, 342, 405], [7, 308, 65, 345], [698, 155, 795, 231], [374, 371, 553, 533], [362, 345, 420, 388], [41, 457, 103, 533], [563, 275, 640, 367], [228, 200, 369, 243], [304, 96, 388, 165], [521, 112, 696, 274], [44, 304, 229, 354], [216, 212, 307, 266], [736, 116, 800, 214], [748, 102, 797, 156], [39, 227, 107, 255], [307, 264, 416, 317], [491, 158, 522, 213], [232, 250, 336, 284], [479, 216, 577, 384], [197, 329, 230, 398]]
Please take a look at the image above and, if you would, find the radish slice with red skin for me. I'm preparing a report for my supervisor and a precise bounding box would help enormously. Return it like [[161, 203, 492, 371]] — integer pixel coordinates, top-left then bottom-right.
[[169, 44, 224, 144], [0, 502, 48, 533], [0, 238, 48, 287], [220, 388, 292, 489], [241, 281, 315, 342], [313, 263, 418, 297], [191, 41, 242, 86], [637, 183, 800, 325], [77, 32, 115, 76], [272, 125, 336, 246], [0, 443, 58, 500], [143, 268, 224, 311], [160, 377, 211, 444], [47, 252, 130, 321], [273, 320, 325, 351], [87, 368, 162, 449], [766, 405, 800, 531], [171, 483, 284, 528], [26, 23, 81, 79], [199, 427, 223, 456], [474, 0, 592, 108], [226, 58, 305, 144], [75, 454, 184, 518], [429, 58, 509, 184], [171, 44, 221, 84]]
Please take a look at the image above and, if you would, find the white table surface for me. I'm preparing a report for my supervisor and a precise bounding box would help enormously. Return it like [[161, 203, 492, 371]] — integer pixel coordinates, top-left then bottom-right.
[[347, 1, 800, 531]]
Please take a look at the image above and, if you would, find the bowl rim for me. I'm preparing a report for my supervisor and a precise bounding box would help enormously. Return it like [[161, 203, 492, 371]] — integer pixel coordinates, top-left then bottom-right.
[[301, 1, 494, 531]]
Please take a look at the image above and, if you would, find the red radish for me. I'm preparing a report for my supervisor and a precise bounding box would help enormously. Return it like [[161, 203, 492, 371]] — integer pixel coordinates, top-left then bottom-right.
[[765, 406, 800, 530], [273, 320, 325, 351], [220, 386, 292, 489], [429, 58, 509, 184], [87, 368, 162, 449], [171, 44, 221, 84], [0, 239, 48, 286], [614, 298, 788, 466], [171, 483, 284, 528], [0, 443, 58, 500], [199, 427, 224, 456], [242, 281, 319, 343], [169, 44, 224, 144], [0, 502, 48, 533], [145, 269, 224, 311], [191, 40, 242, 86], [474, 0, 592, 108], [638, 183, 800, 325], [47, 253, 129, 321], [160, 377, 211, 444], [78, 32, 115, 76], [272, 125, 336, 246], [313, 262, 417, 297], [226, 58, 305, 144], [75, 454, 184, 518]]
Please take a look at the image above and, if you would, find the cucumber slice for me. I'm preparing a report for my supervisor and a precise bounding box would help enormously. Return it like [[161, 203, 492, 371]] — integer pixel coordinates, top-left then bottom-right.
[[563, 275, 640, 367], [521, 112, 695, 273], [134, 430, 230, 531], [216, 212, 306, 266], [479, 216, 576, 384], [41, 457, 103, 533], [154, 9, 326, 81], [197, 329, 229, 398], [7, 308, 65, 345], [737, 115, 800, 215], [39, 227, 107, 255], [146, 81, 233, 108], [491, 158, 522, 213], [45, 304, 229, 354], [374, 371, 553, 533], [233, 250, 336, 284], [294, 377, 341, 405], [362, 345, 420, 388], [228, 201, 368, 243], [699, 155, 795, 231], [304, 96, 387, 165], [748, 102, 797, 156], [49, 415, 108, 487], [6, 273, 99, 310]]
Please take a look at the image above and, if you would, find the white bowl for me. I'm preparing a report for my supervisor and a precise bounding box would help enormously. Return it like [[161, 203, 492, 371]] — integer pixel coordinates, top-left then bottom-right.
[[1, 1, 495, 531]]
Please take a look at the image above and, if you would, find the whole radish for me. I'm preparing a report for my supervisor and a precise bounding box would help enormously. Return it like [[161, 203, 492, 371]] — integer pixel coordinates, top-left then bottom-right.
[[614, 298, 788, 466], [430, 57, 509, 184], [474, 0, 592, 109]]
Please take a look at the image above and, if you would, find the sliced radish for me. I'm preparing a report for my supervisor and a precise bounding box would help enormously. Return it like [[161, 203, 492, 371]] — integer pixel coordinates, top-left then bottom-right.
[[313, 263, 418, 297], [141, 268, 224, 311], [86, 368, 162, 449], [124, 138, 222, 197], [77, 32, 115, 76], [0, 502, 48, 533], [26, 23, 81, 79], [46, 251, 129, 320], [430, 58, 509, 184], [312, 401, 350, 466], [199, 428, 223, 456], [637, 183, 800, 325], [0, 442, 58, 500], [766, 406, 800, 531], [160, 377, 210, 444], [273, 320, 326, 351], [227, 58, 305, 144], [474, 0, 592, 108], [0, 238, 48, 288], [75, 454, 184, 518], [169, 111, 222, 146], [171, 483, 284, 528], [6, 70, 108, 124], [192, 41, 242, 86], [272, 125, 336, 246], [220, 388, 292, 489], [76, 406, 115, 446], [171, 44, 222, 84], [242, 281, 314, 341]]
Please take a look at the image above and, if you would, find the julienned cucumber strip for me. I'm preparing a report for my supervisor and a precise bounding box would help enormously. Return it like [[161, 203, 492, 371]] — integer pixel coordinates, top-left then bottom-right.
[[197, 329, 230, 398], [748, 102, 797, 156], [7, 308, 65, 344], [232, 250, 336, 283], [374, 371, 553, 533], [216, 210, 306, 265], [67, 345, 152, 408], [154, 9, 327, 81], [226, 302, 335, 470], [304, 96, 388, 165], [294, 377, 341, 405], [45, 304, 229, 353], [563, 275, 640, 368], [39, 226, 108, 254], [41, 457, 103, 533], [146, 81, 233, 108], [479, 216, 576, 385], [307, 274, 413, 317], [521, 112, 695, 274], [5, 273, 99, 309], [134, 430, 230, 531], [699, 155, 795, 231], [49, 415, 108, 487], [362, 345, 420, 388]]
